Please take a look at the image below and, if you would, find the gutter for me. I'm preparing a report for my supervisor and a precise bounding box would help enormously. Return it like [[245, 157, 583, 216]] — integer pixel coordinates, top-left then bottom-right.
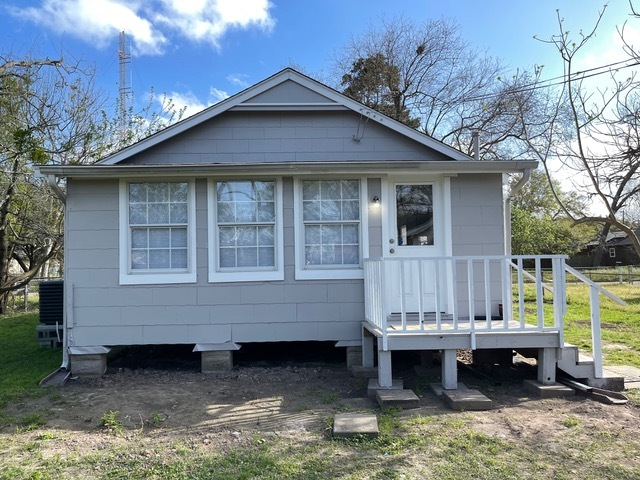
[[504, 168, 533, 255], [39, 160, 540, 179]]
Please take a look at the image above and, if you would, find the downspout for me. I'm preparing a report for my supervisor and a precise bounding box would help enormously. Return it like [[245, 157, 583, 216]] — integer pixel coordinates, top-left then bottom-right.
[[44, 174, 70, 370], [47, 175, 66, 205], [504, 169, 532, 256]]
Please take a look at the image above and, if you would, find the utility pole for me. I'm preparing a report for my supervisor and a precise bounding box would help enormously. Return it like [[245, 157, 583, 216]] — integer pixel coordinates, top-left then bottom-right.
[[118, 31, 131, 139]]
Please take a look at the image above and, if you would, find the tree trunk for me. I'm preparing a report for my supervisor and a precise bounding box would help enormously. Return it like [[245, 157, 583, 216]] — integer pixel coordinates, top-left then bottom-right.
[[592, 224, 611, 267]]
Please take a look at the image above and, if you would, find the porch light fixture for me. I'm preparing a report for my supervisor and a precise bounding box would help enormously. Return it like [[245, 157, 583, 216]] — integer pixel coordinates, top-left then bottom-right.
[[371, 196, 380, 206]]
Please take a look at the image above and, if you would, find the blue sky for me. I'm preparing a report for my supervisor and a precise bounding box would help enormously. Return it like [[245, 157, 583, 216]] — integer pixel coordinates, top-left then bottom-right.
[[1, 0, 637, 118]]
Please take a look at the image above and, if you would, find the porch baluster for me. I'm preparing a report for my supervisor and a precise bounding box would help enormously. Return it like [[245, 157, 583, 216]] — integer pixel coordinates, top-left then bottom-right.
[[535, 257, 544, 328], [484, 258, 492, 330], [434, 259, 442, 331]]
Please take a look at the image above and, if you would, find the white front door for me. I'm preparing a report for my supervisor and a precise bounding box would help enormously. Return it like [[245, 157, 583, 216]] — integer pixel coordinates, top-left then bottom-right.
[[383, 177, 450, 313]]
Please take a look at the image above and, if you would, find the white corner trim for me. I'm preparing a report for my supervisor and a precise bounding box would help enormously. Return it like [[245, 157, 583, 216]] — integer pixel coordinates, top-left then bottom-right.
[[207, 178, 285, 283], [118, 179, 197, 286]]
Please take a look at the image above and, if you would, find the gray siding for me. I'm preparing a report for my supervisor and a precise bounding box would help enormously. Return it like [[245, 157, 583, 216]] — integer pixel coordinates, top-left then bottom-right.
[[450, 174, 505, 317], [65, 172, 507, 347], [119, 111, 453, 165], [66, 177, 369, 347], [244, 80, 335, 104], [451, 174, 505, 256]]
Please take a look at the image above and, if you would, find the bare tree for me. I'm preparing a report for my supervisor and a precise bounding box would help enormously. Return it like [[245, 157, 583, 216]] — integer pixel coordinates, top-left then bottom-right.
[[333, 15, 547, 159], [0, 52, 107, 311], [518, 6, 640, 262]]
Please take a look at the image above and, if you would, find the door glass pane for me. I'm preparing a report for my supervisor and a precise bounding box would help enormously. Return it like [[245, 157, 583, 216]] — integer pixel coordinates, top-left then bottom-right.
[[396, 184, 434, 246]]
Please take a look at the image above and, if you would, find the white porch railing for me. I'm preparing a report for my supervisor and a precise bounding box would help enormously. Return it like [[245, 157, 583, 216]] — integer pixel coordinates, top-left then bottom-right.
[[564, 264, 626, 377], [363, 255, 627, 378], [364, 255, 566, 351]]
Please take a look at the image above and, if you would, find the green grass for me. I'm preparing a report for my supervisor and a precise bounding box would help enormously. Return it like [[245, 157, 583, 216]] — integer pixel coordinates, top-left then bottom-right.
[[563, 283, 640, 367], [512, 283, 640, 367], [0, 312, 61, 409]]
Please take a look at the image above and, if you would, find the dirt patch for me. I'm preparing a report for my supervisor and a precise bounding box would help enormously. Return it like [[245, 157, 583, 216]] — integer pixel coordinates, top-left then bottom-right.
[[2, 346, 640, 477]]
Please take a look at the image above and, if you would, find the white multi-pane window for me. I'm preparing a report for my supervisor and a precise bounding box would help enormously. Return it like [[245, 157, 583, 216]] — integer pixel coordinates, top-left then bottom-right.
[[295, 179, 366, 280], [119, 180, 196, 285], [303, 179, 360, 266], [129, 182, 189, 270], [209, 179, 284, 282]]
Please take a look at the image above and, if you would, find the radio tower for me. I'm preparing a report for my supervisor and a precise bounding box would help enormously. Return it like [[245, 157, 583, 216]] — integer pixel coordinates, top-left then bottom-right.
[[118, 31, 132, 139]]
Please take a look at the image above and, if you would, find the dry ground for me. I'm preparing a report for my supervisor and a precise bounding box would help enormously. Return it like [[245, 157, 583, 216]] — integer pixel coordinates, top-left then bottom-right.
[[1, 348, 640, 479]]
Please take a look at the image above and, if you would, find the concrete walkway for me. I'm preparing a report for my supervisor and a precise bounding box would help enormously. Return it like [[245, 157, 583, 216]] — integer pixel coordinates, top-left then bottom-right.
[[604, 365, 640, 390]]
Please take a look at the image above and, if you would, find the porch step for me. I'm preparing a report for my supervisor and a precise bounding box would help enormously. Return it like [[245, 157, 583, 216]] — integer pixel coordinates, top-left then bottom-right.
[[557, 344, 597, 379]]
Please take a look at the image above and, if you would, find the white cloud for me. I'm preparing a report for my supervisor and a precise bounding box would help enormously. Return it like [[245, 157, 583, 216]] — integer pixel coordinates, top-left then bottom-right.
[[165, 91, 209, 118], [226, 73, 250, 88], [209, 87, 230, 102], [9, 0, 275, 55], [161, 86, 228, 119], [9, 0, 167, 55]]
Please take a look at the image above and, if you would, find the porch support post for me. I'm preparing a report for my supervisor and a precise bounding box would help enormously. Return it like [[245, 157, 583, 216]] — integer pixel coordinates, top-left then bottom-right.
[[537, 348, 557, 385], [377, 350, 393, 388], [441, 349, 458, 390], [362, 330, 375, 368]]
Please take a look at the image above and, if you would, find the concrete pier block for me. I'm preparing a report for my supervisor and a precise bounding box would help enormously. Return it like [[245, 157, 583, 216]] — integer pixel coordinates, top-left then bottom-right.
[[346, 346, 363, 368], [523, 379, 574, 398], [376, 389, 420, 409], [201, 350, 233, 372], [367, 378, 403, 399], [70, 353, 107, 377], [443, 389, 493, 411], [69, 346, 110, 377]]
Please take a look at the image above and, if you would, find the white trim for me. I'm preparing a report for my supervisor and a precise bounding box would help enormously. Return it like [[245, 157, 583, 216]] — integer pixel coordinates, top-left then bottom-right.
[[294, 177, 367, 280], [41, 160, 539, 179], [207, 178, 284, 283], [118, 179, 197, 285]]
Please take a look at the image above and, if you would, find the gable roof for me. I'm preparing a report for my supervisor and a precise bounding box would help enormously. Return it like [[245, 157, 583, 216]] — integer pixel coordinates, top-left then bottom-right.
[[98, 68, 472, 166]]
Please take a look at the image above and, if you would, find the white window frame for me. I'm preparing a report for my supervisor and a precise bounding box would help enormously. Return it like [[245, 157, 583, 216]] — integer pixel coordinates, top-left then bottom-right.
[[119, 179, 197, 285], [609, 247, 616, 258], [208, 178, 284, 283], [293, 177, 368, 280]]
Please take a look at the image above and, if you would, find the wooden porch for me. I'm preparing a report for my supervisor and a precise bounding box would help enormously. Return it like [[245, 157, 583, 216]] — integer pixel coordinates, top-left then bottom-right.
[[362, 255, 625, 390]]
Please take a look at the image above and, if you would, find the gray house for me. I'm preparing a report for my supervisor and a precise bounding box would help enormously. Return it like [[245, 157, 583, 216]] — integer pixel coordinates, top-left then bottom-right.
[[41, 69, 613, 392]]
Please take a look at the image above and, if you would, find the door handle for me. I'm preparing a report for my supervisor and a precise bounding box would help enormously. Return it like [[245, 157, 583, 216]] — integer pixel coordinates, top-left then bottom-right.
[[389, 248, 395, 254], [389, 239, 395, 244]]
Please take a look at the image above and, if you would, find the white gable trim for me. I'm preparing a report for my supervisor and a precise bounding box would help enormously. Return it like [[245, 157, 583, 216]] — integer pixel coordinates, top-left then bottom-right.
[[98, 69, 471, 166]]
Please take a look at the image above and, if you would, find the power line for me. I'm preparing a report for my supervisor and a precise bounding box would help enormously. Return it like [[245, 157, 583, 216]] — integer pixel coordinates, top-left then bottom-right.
[[462, 58, 640, 104]]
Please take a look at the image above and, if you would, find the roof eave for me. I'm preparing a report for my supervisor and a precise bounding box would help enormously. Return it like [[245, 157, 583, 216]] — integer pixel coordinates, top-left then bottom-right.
[[39, 160, 538, 179]]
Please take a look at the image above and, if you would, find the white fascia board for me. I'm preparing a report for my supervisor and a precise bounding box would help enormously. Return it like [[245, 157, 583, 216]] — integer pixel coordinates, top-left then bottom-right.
[[40, 160, 539, 179]]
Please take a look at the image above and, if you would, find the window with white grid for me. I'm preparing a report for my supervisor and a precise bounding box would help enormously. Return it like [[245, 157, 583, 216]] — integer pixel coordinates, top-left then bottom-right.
[[301, 179, 361, 267], [209, 179, 284, 282], [119, 180, 196, 285]]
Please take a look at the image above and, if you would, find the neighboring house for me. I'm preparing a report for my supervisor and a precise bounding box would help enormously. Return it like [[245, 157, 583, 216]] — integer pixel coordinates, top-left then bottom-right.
[[570, 228, 640, 267], [40, 69, 610, 392]]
